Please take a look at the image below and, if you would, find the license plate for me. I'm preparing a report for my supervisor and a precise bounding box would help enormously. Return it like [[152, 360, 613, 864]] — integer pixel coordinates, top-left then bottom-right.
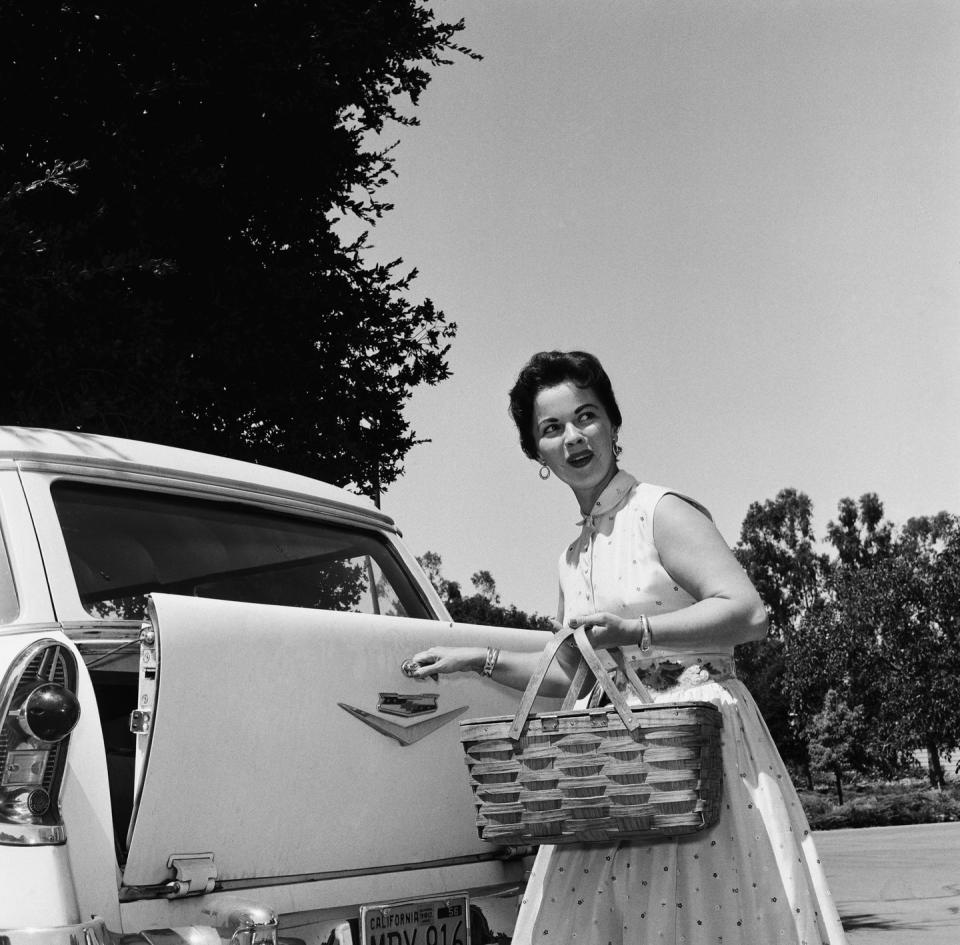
[[360, 894, 469, 945]]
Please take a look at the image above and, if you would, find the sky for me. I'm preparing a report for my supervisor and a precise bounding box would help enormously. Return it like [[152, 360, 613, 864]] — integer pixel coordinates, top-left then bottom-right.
[[362, 0, 960, 617]]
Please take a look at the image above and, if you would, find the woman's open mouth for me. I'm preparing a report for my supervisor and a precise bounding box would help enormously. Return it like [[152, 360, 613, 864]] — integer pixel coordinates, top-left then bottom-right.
[[567, 451, 593, 469]]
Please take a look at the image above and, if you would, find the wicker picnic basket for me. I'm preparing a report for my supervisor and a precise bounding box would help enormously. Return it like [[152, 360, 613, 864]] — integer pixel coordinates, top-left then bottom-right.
[[460, 625, 724, 845]]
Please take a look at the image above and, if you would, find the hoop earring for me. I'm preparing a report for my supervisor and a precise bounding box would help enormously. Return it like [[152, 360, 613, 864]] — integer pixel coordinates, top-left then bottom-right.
[[539, 464, 551, 480]]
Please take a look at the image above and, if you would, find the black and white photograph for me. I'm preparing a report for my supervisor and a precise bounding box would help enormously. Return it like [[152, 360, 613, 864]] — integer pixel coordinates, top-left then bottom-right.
[[1, 2, 957, 944]]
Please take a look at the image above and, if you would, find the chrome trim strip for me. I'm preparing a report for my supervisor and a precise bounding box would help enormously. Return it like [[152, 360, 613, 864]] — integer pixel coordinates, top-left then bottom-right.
[[0, 623, 66, 638], [337, 702, 469, 746], [0, 916, 109, 945], [0, 824, 66, 846], [59, 621, 142, 634], [15, 458, 397, 532], [119, 848, 531, 902]]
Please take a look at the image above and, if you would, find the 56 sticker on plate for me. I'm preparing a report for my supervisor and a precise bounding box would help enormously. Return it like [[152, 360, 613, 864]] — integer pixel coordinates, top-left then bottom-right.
[[360, 894, 469, 945]]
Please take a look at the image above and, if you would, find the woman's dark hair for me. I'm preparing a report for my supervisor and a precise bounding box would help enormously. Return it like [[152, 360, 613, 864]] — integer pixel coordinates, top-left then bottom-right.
[[508, 351, 622, 460]]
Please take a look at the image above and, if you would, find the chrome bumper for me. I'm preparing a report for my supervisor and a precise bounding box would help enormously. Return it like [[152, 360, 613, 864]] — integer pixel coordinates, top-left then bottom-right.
[[0, 918, 110, 945], [0, 919, 219, 945]]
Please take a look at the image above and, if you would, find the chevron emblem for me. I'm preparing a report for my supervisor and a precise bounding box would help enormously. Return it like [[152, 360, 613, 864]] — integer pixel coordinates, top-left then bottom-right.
[[337, 702, 469, 747]]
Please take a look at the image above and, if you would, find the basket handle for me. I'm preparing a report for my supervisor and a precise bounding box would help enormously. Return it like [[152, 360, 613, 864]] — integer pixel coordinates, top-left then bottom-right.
[[561, 637, 656, 711], [507, 624, 654, 740], [567, 626, 656, 713]]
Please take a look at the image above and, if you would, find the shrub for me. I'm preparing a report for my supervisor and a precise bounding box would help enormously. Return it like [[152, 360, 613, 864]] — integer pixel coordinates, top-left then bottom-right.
[[800, 782, 960, 829]]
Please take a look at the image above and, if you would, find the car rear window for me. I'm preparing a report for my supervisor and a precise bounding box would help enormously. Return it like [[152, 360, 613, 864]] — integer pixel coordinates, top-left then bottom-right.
[[51, 482, 430, 621]]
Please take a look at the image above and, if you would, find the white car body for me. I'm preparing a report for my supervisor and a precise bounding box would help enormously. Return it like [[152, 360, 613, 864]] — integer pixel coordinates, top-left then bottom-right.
[[0, 427, 551, 945]]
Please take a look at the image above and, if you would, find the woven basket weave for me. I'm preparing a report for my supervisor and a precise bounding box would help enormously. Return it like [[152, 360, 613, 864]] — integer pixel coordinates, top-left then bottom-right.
[[460, 625, 724, 845]]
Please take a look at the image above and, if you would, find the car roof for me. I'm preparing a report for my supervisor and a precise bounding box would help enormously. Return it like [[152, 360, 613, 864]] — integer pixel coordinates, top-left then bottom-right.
[[0, 426, 395, 529]]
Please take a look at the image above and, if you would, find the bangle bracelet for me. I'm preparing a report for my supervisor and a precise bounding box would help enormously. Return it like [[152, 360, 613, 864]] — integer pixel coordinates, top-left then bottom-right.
[[480, 646, 501, 677], [638, 615, 653, 653]]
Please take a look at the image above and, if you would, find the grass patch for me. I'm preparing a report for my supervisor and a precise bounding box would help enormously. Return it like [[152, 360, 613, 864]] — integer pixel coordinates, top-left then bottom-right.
[[799, 780, 960, 830]]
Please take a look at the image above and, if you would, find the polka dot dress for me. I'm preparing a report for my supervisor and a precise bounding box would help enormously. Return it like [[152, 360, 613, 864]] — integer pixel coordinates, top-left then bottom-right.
[[511, 473, 847, 944]]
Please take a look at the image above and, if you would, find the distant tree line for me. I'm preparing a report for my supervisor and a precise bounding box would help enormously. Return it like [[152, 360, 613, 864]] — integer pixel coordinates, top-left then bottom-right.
[[416, 552, 552, 631], [424, 490, 960, 797]]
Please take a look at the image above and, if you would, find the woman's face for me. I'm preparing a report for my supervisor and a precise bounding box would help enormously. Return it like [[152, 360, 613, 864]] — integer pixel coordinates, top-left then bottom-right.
[[533, 381, 619, 510]]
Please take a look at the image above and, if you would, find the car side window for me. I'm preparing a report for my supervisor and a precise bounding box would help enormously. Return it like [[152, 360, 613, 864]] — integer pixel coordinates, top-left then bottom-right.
[[0, 522, 18, 624], [51, 481, 429, 621]]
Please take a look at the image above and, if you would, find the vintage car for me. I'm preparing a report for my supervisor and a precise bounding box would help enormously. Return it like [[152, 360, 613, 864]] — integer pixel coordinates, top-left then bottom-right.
[[0, 427, 553, 945]]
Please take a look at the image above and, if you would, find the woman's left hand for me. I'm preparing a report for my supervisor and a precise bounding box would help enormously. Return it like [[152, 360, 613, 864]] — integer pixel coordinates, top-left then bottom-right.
[[568, 612, 642, 649]]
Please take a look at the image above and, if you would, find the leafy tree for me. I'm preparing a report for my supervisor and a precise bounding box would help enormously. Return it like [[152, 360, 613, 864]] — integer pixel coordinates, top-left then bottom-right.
[[781, 495, 888, 767], [826, 493, 894, 568], [901, 511, 958, 550], [734, 488, 828, 775], [735, 488, 827, 632], [891, 513, 960, 785], [807, 689, 868, 804], [0, 1, 474, 496], [733, 636, 800, 770], [789, 508, 960, 787], [784, 603, 856, 751], [417, 551, 453, 601], [470, 570, 499, 604]]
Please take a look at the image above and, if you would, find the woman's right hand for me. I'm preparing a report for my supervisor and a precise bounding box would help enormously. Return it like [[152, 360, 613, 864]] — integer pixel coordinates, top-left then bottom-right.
[[407, 645, 486, 678]]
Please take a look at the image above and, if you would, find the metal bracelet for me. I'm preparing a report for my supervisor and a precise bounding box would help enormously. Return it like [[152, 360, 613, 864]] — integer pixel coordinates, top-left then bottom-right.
[[480, 646, 500, 677], [638, 615, 653, 653]]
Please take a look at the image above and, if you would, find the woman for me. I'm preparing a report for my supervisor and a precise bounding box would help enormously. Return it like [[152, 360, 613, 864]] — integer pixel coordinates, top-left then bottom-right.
[[411, 350, 847, 944]]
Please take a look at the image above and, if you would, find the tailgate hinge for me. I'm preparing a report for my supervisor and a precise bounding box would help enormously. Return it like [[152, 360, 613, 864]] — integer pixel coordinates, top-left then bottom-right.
[[166, 852, 218, 898]]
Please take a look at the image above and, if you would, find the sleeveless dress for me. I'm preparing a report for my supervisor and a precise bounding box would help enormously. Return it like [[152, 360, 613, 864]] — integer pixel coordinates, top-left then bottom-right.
[[510, 471, 848, 945]]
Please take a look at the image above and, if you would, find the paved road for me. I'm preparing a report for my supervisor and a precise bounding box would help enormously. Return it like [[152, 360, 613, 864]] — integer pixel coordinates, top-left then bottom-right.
[[815, 822, 960, 944]]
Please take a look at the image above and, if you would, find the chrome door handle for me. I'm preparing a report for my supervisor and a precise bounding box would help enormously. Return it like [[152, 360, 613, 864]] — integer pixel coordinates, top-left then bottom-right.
[[400, 658, 437, 681]]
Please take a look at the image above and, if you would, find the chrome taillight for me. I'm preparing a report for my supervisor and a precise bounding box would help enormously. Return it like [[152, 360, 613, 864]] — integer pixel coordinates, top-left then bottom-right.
[[0, 639, 79, 844]]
